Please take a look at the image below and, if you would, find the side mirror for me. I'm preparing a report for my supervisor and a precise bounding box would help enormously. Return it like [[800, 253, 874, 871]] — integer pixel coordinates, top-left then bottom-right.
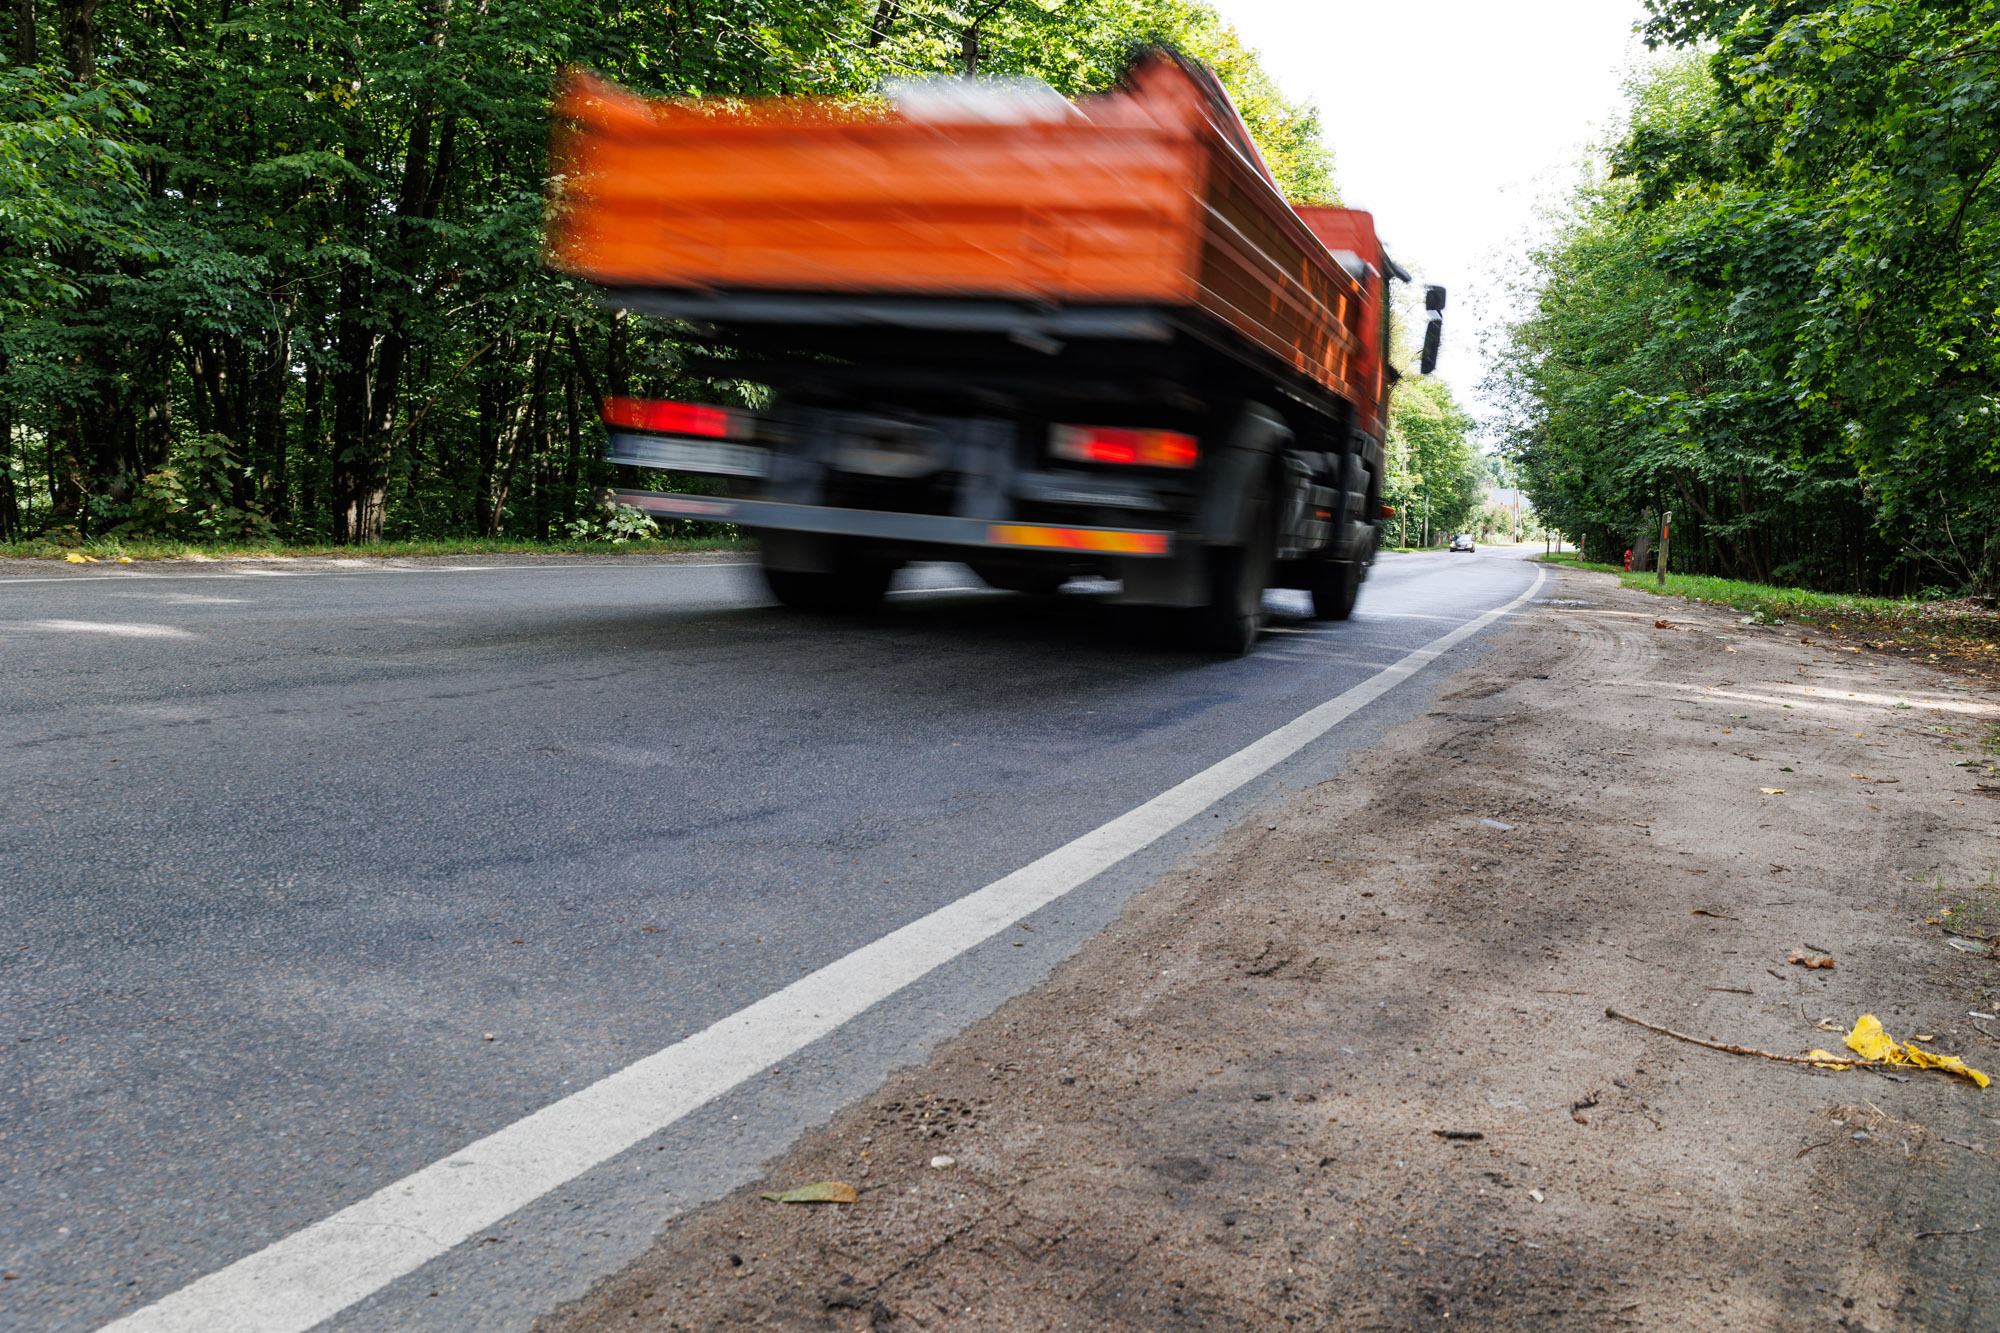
[[1419, 284, 1446, 373]]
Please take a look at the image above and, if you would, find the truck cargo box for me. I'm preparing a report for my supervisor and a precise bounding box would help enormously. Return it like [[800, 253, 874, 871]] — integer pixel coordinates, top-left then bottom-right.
[[548, 52, 1390, 434]]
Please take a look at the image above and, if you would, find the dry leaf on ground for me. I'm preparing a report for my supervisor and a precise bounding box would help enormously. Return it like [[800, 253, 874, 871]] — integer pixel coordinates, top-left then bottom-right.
[[758, 1181, 859, 1204], [1828, 1015, 1992, 1088]]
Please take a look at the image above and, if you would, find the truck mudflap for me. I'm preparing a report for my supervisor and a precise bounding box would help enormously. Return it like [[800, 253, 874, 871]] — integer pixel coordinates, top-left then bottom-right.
[[611, 489, 1177, 558]]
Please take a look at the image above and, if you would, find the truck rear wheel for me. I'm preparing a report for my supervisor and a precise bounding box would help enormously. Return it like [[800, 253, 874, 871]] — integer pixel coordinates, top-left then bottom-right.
[[1185, 485, 1275, 655], [1308, 559, 1362, 620], [763, 560, 893, 614]]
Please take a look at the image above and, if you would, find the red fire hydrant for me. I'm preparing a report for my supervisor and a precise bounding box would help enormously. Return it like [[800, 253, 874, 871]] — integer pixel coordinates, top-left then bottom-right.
[[1624, 549, 1632, 571]]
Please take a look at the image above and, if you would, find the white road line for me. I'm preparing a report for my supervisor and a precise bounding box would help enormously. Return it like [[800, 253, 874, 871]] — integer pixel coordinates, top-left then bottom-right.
[[25, 619, 194, 639], [0, 561, 757, 587], [102, 566, 1545, 1333]]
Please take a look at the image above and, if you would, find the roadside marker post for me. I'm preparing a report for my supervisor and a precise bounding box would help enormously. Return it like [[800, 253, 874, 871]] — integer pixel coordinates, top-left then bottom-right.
[[1658, 510, 1672, 588]]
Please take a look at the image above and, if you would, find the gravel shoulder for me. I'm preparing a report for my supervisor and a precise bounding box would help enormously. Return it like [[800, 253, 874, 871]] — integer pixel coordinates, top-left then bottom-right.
[[542, 562, 2000, 1332]]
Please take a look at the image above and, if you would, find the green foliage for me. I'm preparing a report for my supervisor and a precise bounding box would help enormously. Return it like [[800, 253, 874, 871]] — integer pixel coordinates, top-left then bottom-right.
[[1500, 3, 2000, 594], [0, 69, 153, 315], [0, 0, 1337, 546], [564, 503, 663, 544], [1168, 9, 1337, 204], [101, 433, 278, 540], [1384, 375, 1481, 544]]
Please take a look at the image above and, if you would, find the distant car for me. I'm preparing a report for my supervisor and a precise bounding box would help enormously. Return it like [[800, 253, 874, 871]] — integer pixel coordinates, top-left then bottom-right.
[[1449, 534, 1475, 553]]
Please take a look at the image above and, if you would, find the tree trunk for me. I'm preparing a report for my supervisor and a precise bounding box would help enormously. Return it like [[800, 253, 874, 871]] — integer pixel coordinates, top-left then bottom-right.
[[561, 354, 581, 523], [254, 326, 288, 520], [56, 0, 91, 77], [486, 323, 557, 534], [329, 254, 376, 542], [605, 309, 628, 399], [866, 0, 897, 44], [48, 411, 85, 525], [1975, 532, 2000, 600], [329, 2, 449, 545], [13, 0, 34, 67], [0, 366, 18, 542], [297, 357, 323, 537]]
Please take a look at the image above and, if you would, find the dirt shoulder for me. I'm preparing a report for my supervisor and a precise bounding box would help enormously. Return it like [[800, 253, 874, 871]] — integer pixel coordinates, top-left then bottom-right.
[[543, 562, 2000, 1332]]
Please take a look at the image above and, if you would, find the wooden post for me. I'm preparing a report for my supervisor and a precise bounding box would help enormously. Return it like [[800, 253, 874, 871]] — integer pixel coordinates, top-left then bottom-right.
[[1657, 509, 1671, 587]]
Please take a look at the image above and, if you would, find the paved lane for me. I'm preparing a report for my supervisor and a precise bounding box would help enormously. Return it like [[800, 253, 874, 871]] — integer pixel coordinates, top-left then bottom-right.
[[0, 549, 1537, 1330]]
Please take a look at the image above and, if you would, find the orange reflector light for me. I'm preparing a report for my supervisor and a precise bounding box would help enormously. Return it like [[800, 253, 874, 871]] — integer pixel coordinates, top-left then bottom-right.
[[1379, 503, 1397, 519], [987, 524, 1170, 555], [1050, 425, 1198, 469], [602, 397, 736, 438]]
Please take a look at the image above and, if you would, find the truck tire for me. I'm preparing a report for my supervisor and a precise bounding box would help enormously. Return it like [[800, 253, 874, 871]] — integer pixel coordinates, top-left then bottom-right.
[[763, 561, 893, 614], [1308, 559, 1361, 620], [1185, 483, 1275, 655]]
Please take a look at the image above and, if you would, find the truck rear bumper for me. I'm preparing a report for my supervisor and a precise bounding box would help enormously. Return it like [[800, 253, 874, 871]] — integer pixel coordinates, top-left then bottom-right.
[[612, 489, 1176, 558]]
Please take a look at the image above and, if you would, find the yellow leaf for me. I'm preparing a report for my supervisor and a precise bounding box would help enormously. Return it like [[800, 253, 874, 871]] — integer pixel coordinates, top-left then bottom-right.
[[64, 552, 97, 563], [1845, 1014, 1990, 1088], [758, 1181, 858, 1204], [1760, 787, 1786, 795]]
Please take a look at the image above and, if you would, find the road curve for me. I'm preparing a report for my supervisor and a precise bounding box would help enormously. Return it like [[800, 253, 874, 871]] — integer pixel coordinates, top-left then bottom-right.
[[0, 547, 1538, 1330]]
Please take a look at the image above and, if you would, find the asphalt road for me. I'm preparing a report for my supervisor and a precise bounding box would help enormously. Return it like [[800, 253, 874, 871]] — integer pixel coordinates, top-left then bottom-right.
[[1, 546, 1539, 1331]]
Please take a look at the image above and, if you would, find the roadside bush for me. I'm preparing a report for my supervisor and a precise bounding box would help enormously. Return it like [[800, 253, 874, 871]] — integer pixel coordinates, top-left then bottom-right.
[[93, 434, 275, 541], [563, 503, 661, 544]]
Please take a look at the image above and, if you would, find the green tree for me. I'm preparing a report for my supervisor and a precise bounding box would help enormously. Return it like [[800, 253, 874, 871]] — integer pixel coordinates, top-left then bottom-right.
[[1385, 374, 1479, 546], [1594, 0, 2000, 589], [1491, 45, 1942, 588], [0, 0, 1338, 545]]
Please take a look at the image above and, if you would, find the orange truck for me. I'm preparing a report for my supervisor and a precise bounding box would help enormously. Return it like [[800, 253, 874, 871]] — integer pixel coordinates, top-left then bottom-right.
[[548, 49, 1443, 652]]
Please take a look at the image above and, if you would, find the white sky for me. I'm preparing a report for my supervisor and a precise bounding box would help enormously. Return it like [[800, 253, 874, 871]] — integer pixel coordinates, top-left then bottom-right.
[[1214, 0, 1661, 439]]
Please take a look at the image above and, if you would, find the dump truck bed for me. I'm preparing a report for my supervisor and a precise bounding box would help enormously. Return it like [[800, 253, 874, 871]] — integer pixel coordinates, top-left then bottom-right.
[[548, 55, 1379, 418]]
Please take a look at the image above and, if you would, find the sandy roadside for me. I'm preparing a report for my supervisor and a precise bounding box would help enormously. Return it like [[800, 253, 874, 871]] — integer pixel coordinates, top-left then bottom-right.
[[543, 561, 2000, 1332]]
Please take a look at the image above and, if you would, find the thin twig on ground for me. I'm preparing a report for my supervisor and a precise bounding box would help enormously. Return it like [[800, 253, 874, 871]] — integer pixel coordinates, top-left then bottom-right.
[[1606, 1007, 1874, 1068], [1914, 1225, 1984, 1240]]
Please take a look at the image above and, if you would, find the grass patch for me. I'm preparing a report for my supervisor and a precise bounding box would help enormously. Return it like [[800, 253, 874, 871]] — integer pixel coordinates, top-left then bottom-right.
[[1537, 551, 2000, 684], [1534, 551, 1621, 574], [1927, 870, 2000, 941], [1536, 553, 1918, 619], [0, 534, 750, 562], [1618, 570, 1911, 622]]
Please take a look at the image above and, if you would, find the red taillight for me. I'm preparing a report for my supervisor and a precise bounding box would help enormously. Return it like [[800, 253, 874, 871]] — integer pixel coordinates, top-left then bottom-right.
[[1049, 425, 1198, 469], [602, 397, 736, 438]]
